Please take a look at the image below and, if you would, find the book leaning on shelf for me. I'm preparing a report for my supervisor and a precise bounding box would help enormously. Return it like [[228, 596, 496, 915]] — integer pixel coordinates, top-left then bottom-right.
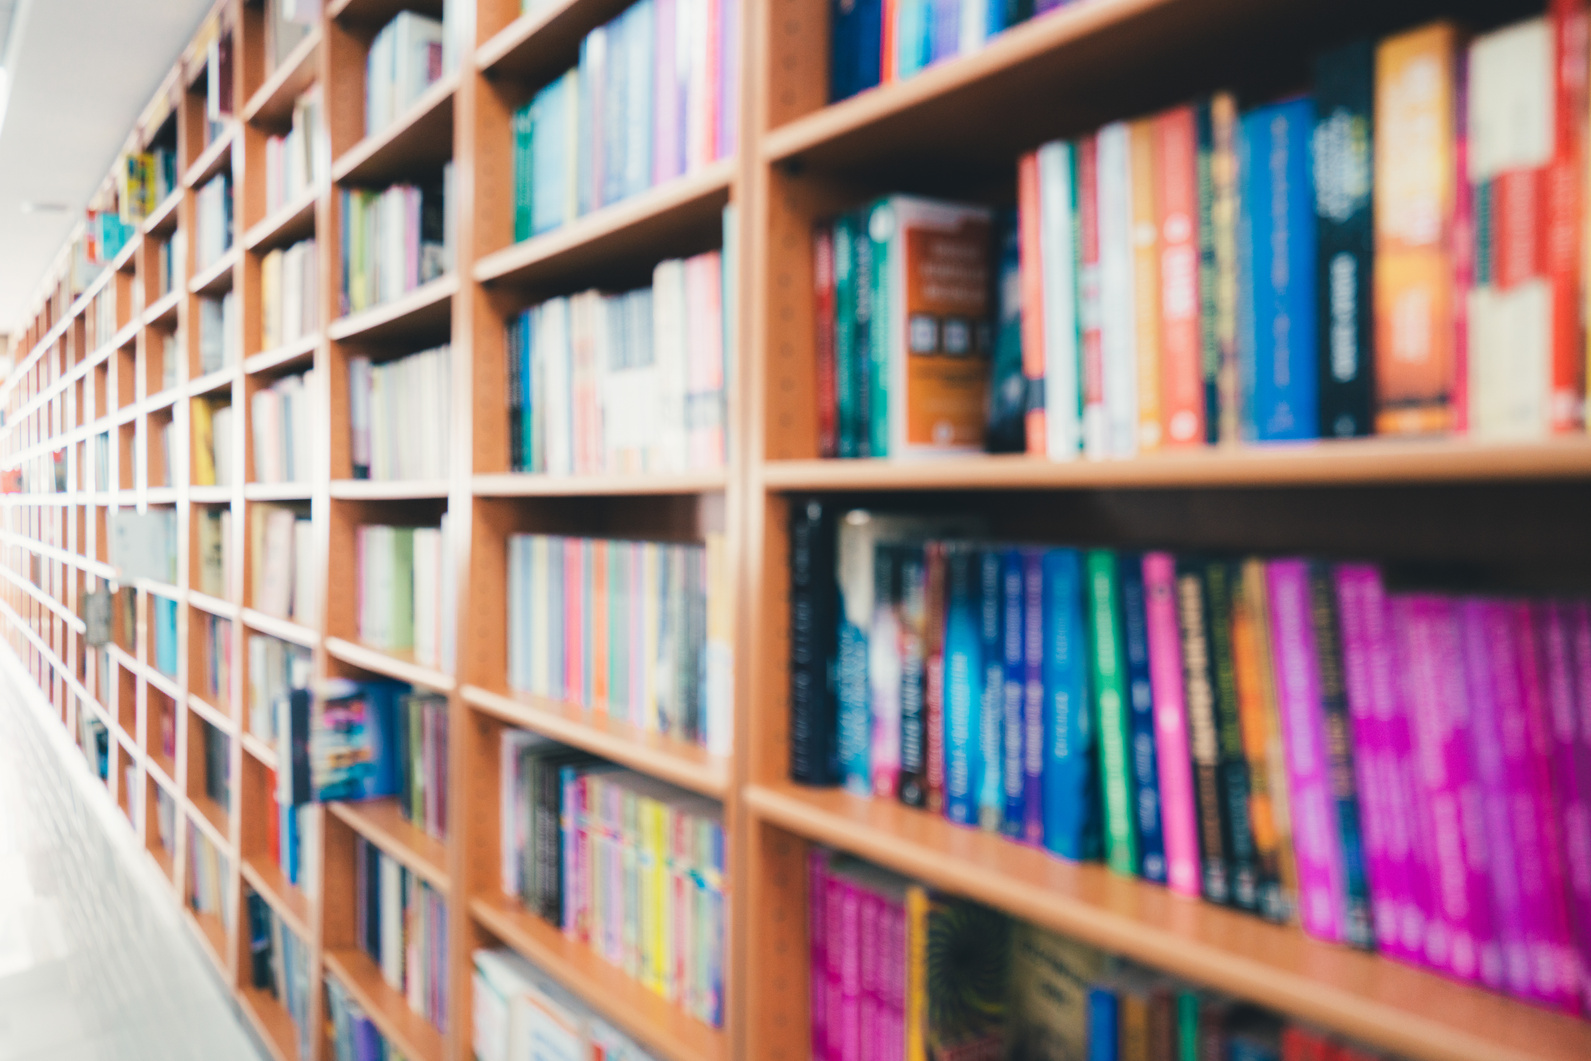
[[348, 345, 450, 481], [508, 0, 741, 240], [474, 947, 662, 1061], [339, 164, 455, 315], [505, 244, 730, 475], [789, 504, 1591, 1015]]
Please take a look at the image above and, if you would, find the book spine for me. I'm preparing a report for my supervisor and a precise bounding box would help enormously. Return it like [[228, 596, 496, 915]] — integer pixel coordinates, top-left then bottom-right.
[[1232, 559, 1288, 922], [1038, 139, 1082, 459], [867, 200, 891, 459], [1156, 105, 1204, 447], [1022, 548, 1046, 845], [789, 500, 839, 785], [1001, 547, 1026, 837], [1096, 122, 1139, 458], [904, 884, 927, 1061], [1087, 548, 1138, 873], [1210, 94, 1241, 445], [1549, 0, 1587, 433], [977, 550, 1005, 832], [1265, 559, 1345, 942], [1195, 99, 1220, 444], [837, 518, 874, 796], [1174, 559, 1229, 904], [854, 209, 876, 457], [1078, 137, 1107, 459], [872, 543, 903, 800], [1205, 559, 1259, 911], [924, 542, 948, 815], [1130, 118, 1163, 453], [1307, 562, 1374, 949], [1042, 547, 1094, 860], [1145, 552, 1200, 896], [1564, 603, 1591, 1012], [1019, 151, 1048, 455], [1120, 553, 1166, 883], [814, 224, 839, 458], [1313, 40, 1377, 438], [897, 543, 929, 808], [943, 545, 983, 828], [834, 215, 859, 458]]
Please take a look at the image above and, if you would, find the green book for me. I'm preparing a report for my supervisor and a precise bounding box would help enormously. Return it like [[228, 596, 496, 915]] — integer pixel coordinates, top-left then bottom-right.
[[1177, 991, 1200, 1061], [392, 527, 416, 652], [511, 101, 535, 242], [1086, 548, 1138, 875], [833, 214, 859, 458], [868, 198, 892, 459]]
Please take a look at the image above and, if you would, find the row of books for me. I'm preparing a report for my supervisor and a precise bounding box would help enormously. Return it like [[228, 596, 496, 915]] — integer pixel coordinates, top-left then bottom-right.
[[264, 88, 326, 215], [118, 143, 179, 223], [78, 712, 108, 782], [326, 975, 409, 1061], [789, 508, 1591, 1013], [338, 166, 454, 316], [809, 849, 1400, 1061], [505, 532, 733, 755], [505, 246, 730, 476], [200, 719, 231, 811], [200, 614, 232, 704], [354, 833, 449, 1030], [499, 734, 727, 1026], [364, 11, 452, 137], [247, 632, 312, 742], [349, 345, 450, 481], [473, 947, 660, 1061], [245, 890, 313, 1061], [268, 772, 319, 892], [356, 519, 456, 672], [193, 400, 236, 489], [509, 0, 740, 239], [187, 821, 231, 926], [249, 503, 316, 626], [396, 690, 449, 841], [251, 368, 318, 484], [198, 290, 239, 375], [260, 239, 320, 352], [195, 174, 234, 273]]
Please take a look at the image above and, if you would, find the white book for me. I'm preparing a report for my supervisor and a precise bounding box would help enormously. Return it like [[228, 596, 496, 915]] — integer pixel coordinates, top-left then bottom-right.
[[543, 299, 572, 475], [349, 356, 372, 475], [1096, 122, 1139, 459], [413, 527, 438, 667], [379, 853, 403, 989], [291, 518, 316, 627], [257, 507, 297, 618], [1037, 140, 1082, 460]]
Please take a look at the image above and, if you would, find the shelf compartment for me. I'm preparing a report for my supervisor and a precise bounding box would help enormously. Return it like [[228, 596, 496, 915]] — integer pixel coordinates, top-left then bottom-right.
[[328, 797, 449, 894], [143, 288, 183, 328], [326, 273, 456, 344], [246, 333, 321, 376], [184, 125, 237, 189], [475, 161, 733, 294], [746, 781, 1591, 1061], [244, 187, 320, 253], [242, 856, 315, 944], [240, 607, 319, 648], [144, 188, 184, 236], [325, 636, 454, 692], [189, 248, 241, 296], [322, 949, 444, 1061], [331, 72, 458, 186], [477, 0, 634, 84], [471, 470, 728, 497], [462, 684, 729, 799], [238, 985, 303, 1061], [244, 29, 322, 128], [328, 479, 451, 500], [472, 892, 728, 1061]]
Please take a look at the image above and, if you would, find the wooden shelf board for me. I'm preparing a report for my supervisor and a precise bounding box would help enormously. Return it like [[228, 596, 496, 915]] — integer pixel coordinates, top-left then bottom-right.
[[184, 906, 230, 976], [328, 0, 442, 25], [245, 333, 321, 375], [746, 781, 1591, 1061], [328, 479, 451, 500], [243, 188, 320, 253], [184, 125, 237, 189], [325, 636, 455, 691], [472, 892, 728, 1061], [187, 692, 235, 736], [462, 684, 729, 798], [143, 188, 184, 236], [190, 792, 232, 844], [326, 273, 457, 343], [187, 365, 239, 397], [189, 485, 235, 505], [322, 949, 444, 1061], [331, 72, 457, 186], [189, 589, 240, 618], [240, 608, 319, 648], [237, 986, 302, 1061], [241, 856, 315, 943], [474, 161, 734, 291], [328, 797, 450, 893], [476, 0, 634, 84], [145, 666, 183, 702], [189, 248, 240, 296], [243, 29, 322, 128], [240, 730, 278, 770], [142, 288, 183, 327], [243, 482, 314, 501], [760, 438, 1591, 492], [471, 469, 728, 497]]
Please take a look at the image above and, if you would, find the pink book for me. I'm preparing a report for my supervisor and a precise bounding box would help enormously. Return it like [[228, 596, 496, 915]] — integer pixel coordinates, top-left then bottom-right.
[[700, 0, 722, 169], [838, 879, 861, 1061], [824, 867, 845, 1061], [859, 888, 880, 1061], [882, 900, 905, 1061], [1143, 551, 1200, 898], [1512, 604, 1580, 1011], [1334, 565, 1406, 958], [1398, 595, 1501, 987], [1458, 600, 1528, 995], [809, 849, 828, 1059], [565, 538, 583, 704], [870, 585, 903, 800], [1266, 559, 1346, 944], [652, 0, 680, 185], [1564, 603, 1591, 1012]]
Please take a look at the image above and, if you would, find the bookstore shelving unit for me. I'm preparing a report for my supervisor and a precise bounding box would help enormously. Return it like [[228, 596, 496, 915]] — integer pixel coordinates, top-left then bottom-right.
[[5, 1, 1591, 1061]]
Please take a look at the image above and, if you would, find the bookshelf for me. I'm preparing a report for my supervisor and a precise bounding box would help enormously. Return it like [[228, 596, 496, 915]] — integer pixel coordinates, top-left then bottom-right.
[[5, 0, 1591, 1060]]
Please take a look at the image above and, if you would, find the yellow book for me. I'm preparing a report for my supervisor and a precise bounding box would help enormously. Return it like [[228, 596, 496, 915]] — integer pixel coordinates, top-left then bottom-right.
[[191, 398, 216, 486], [906, 884, 930, 1061], [1129, 118, 1164, 452]]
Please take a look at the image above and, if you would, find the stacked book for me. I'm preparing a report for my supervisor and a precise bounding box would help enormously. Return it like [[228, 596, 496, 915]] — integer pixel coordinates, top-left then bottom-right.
[[245, 891, 313, 1061], [354, 834, 449, 1030], [264, 88, 325, 213], [506, 532, 733, 754], [809, 850, 1406, 1060], [338, 166, 454, 315], [356, 518, 455, 671], [499, 735, 726, 1026], [473, 947, 661, 1061], [505, 247, 729, 475], [248, 504, 316, 626], [508, 0, 740, 239], [251, 368, 317, 483], [260, 239, 319, 351], [195, 173, 234, 271], [790, 506, 1591, 1012], [348, 345, 451, 480]]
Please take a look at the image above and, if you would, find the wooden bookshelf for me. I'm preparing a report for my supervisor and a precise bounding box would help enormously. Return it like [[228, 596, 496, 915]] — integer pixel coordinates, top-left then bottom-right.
[[8, 1, 1591, 1061]]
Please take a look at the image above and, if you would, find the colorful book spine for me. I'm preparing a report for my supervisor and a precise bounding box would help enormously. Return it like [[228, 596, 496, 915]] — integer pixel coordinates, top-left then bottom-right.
[[790, 500, 839, 785], [897, 544, 929, 808], [1129, 118, 1164, 453], [1019, 151, 1048, 456], [978, 551, 1006, 832], [1119, 554, 1165, 883], [1561, 603, 1591, 1012], [1206, 559, 1260, 912], [1087, 549, 1138, 874], [924, 542, 949, 815], [1175, 559, 1229, 904], [1042, 548, 1092, 860], [943, 545, 983, 828], [1096, 122, 1139, 458], [1001, 548, 1026, 838], [1155, 105, 1204, 448], [1232, 559, 1287, 922], [1551, 0, 1588, 435], [1038, 140, 1082, 460], [1145, 552, 1201, 897], [814, 226, 838, 458], [1078, 137, 1108, 459], [873, 543, 904, 799], [1022, 550, 1046, 845]]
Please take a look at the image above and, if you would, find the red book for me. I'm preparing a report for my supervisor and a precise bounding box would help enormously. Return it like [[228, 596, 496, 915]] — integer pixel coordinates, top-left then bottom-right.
[[814, 225, 839, 458], [1154, 105, 1204, 447], [881, 0, 897, 84], [591, 539, 609, 713], [923, 541, 948, 815], [1018, 152, 1048, 454], [1549, 0, 1588, 432]]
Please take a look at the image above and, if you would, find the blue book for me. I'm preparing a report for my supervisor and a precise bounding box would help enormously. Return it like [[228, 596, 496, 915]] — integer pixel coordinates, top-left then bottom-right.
[[601, 13, 628, 210], [943, 544, 983, 826], [852, 0, 883, 96], [624, 0, 654, 201], [829, 0, 858, 101], [1021, 549, 1045, 844], [977, 550, 1005, 830], [1087, 986, 1119, 1061], [154, 596, 178, 677], [531, 75, 571, 236], [576, 31, 602, 218], [1041, 548, 1093, 860], [1117, 553, 1166, 883], [1000, 548, 1025, 838], [1237, 96, 1318, 441]]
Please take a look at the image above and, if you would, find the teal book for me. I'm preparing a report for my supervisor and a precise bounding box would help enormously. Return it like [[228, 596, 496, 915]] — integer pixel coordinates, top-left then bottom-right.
[[1086, 549, 1138, 875], [868, 198, 892, 458], [943, 543, 984, 826], [1042, 548, 1094, 861], [511, 100, 535, 242], [834, 214, 861, 458]]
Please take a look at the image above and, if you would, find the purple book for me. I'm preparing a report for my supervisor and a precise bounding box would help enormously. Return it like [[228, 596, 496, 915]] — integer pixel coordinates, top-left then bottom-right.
[[1335, 565, 1406, 959], [653, 0, 681, 184], [1511, 605, 1580, 1011], [931, 0, 961, 63], [354, 1016, 382, 1061], [1398, 595, 1501, 988], [1266, 559, 1346, 943], [1022, 549, 1045, 845], [1564, 603, 1591, 1013], [717, 0, 741, 160], [810, 849, 828, 1059]]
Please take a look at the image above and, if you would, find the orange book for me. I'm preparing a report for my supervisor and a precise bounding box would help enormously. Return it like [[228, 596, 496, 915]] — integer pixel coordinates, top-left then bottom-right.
[[1154, 106, 1203, 447], [1018, 152, 1048, 454], [1374, 23, 1462, 434], [591, 538, 608, 713], [1129, 119, 1163, 452]]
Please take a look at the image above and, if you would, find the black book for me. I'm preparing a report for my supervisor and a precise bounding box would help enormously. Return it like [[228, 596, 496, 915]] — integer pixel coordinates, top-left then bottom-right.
[[789, 499, 840, 785], [1203, 559, 1260, 912], [246, 893, 273, 991], [896, 542, 928, 809], [1173, 557, 1231, 906]]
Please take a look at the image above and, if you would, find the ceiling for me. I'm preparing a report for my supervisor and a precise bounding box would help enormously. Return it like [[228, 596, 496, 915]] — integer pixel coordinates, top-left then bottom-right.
[[0, 0, 215, 340]]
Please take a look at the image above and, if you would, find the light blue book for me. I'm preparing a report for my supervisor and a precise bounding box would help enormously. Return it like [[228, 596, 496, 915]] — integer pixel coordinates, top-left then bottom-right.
[[1041, 548, 1094, 860], [943, 544, 983, 826]]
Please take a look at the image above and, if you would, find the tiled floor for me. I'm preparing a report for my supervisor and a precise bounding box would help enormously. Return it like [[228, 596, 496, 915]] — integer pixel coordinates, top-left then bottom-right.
[[0, 657, 265, 1061]]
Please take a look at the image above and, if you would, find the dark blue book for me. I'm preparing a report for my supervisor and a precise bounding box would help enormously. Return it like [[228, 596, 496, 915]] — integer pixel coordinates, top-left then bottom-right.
[[1117, 553, 1166, 883], [897, 543, 929, 807], [1041, 547, 1094, 860], [977, 550, 1005, 830], [1021, 548, 1046, 844], [830, 0, 883, 101], [943, 544, 984, 826], [1000, 547, 1025, 838], [788, 500, 840, 785], [1087, 985, 1120, 1061]]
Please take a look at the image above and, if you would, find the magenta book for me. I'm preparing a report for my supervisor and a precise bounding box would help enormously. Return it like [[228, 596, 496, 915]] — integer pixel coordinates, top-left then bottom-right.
[[1565, 603, 1591, 1012], [1144, 551, 1201, 897], [1266, 559, 1346, 944], [810, 849, 829, 1061]]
